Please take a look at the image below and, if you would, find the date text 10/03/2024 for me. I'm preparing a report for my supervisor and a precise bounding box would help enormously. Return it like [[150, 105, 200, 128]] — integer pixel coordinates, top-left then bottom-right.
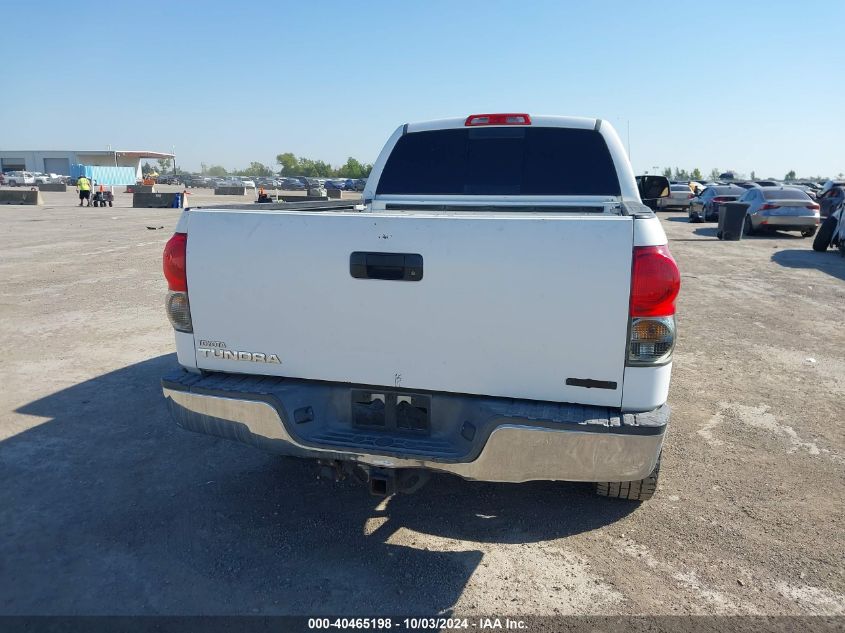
[[307, 618, 528, 630]]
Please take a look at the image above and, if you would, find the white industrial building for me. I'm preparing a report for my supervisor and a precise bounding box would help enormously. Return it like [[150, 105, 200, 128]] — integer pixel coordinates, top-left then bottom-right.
[[0, 149, 175, 181]]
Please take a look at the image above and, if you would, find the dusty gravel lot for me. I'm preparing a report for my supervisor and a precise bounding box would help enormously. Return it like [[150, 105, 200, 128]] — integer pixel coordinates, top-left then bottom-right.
[[0, 189, 843, 618]]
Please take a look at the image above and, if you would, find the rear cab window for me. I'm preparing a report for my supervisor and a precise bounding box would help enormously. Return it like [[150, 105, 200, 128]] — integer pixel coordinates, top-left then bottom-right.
[[376, 127, 621, 196]]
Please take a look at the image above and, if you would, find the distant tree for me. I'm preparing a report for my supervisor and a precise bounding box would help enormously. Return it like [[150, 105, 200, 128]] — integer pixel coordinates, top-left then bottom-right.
[[141, 162, 155, 175], [276, 152, 299, 175], [750, 170, 756, 180], [784, 170, 796, 181], [297, 158, 334, 177], [200, 162, 208, 175], [206, 165, 227, 177], [336, 157, 365, 179], [672, 167, 689, 181], [157, 158, 172, 173], [709, 168, 720, 181], [662, 167, 672, 178], [236, 162, 274, 177], [275, 152, 372, 178], [690, 168, 703, 181]]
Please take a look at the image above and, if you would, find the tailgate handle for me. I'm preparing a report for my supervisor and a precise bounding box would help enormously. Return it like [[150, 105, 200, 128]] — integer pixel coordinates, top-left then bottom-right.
[[350, 252, 423, 281]]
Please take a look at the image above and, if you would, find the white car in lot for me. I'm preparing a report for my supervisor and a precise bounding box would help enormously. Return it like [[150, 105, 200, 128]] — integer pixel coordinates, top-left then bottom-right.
[[658, 184, 693, 210], [240, 178, 256, 188], [5, 171, 36, 186], [33, 173, 65, 184]]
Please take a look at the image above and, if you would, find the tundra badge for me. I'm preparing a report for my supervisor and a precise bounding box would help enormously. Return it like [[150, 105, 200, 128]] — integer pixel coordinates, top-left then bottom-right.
[[197, 347, 281, 364]]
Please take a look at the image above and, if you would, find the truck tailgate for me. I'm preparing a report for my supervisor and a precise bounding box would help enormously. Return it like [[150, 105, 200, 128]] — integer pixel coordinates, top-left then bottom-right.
[[185, 210, 633, 407]]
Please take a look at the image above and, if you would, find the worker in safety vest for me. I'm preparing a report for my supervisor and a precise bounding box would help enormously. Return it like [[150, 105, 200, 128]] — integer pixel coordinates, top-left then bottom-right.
[[76, 176, 92, 206]]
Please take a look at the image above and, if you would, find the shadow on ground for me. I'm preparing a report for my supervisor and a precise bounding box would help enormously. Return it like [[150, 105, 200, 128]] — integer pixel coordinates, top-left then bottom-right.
[[1, 355, 634, 615], [692, 227, 719, 238], [772, 249, 845, 281], [746, 230, 804, 240]]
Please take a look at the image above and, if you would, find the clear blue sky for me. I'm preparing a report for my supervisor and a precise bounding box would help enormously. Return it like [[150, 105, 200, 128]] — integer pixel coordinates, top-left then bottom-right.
[[2, 0, 843, 178]]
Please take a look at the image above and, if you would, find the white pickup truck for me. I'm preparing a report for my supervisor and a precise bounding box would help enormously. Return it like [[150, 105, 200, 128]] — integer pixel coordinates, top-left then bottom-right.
[[161, 113, 679, 500]]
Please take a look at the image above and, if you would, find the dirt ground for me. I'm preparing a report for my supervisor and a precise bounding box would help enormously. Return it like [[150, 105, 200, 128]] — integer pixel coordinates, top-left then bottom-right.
[[0, 190, 843, 618]]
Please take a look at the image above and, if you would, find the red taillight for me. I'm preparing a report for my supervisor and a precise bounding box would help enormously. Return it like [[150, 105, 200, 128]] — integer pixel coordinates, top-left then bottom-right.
[[687, 193, 693, 199], [163, 232, 187, 291], [807, 202, 820, 210], [630, 245, 680, 317], [465, 113, 532, 126], [759, 203, 779, 211]]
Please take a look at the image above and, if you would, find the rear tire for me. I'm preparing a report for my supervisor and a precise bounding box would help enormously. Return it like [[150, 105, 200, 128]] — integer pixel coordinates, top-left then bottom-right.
[[596, 456, 660, 501], [813, 215, 838, 252], [743, 215, 755, 236]]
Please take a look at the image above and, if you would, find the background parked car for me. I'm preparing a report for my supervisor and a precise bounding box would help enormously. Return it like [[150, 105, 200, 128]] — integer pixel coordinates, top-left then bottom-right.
[[33, 172, 65, 184], [784, 183, 818, 201], [818, 185, 845, 218], [280, 178, 305, 190], [738, 186, 820, 237], [688, 184, 746, 222], [817, 179, 845, 197], [188, 176, 213, 188], [5, 171, 36, 186], [659, 184, 694, 210], [813, 201, 843, 252]]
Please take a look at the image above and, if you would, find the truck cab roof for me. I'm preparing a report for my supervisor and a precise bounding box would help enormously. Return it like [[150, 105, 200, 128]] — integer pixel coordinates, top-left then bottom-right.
[[364, 113, 639, 205]]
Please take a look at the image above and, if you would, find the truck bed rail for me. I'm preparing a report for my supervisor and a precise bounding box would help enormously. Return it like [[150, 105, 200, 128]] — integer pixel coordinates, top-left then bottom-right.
[[189, 198, 363, 212]]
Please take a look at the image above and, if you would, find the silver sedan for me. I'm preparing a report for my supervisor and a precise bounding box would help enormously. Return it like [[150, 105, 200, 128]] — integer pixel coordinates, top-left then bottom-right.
[[739, 186, 820, 237]]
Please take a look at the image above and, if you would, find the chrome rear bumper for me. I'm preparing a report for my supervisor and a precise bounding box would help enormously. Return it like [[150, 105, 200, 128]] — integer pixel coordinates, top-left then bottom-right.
[[163, 373, 667, 483]]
